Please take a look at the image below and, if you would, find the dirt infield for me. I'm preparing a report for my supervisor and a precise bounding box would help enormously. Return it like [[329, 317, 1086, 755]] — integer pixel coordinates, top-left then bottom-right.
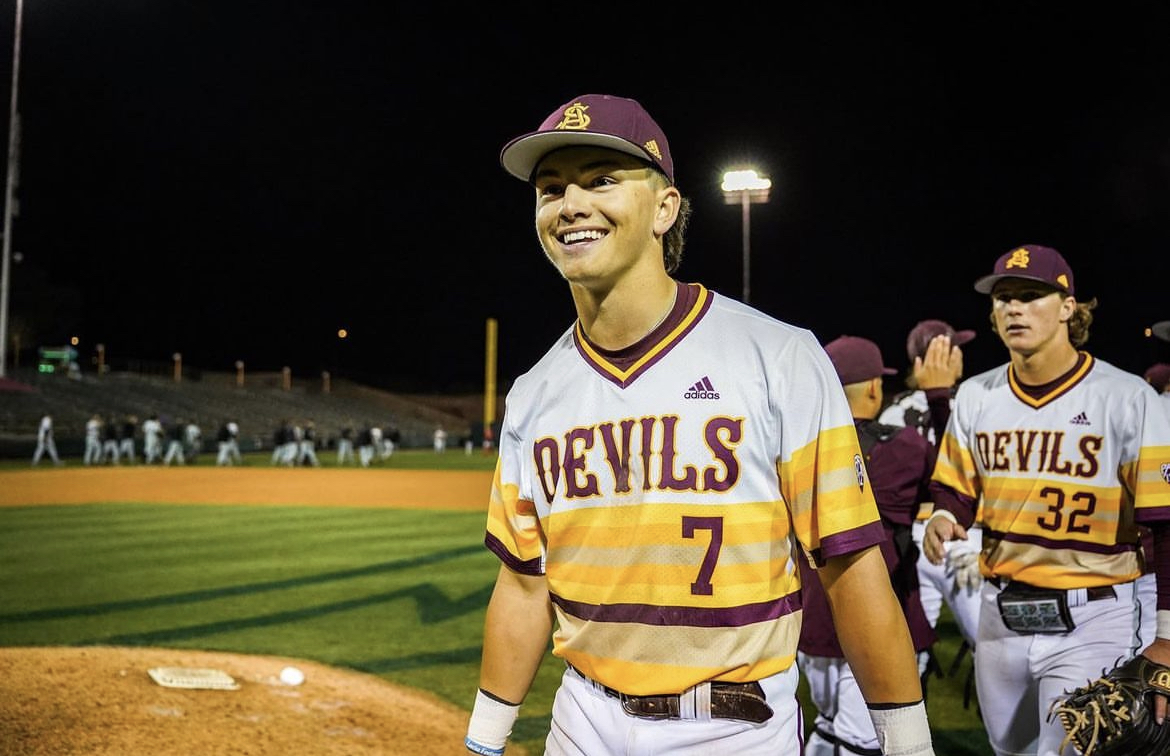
[[0, 467, 494, 509], [0, 646, 495, 756], [0, 467, 520, 756]]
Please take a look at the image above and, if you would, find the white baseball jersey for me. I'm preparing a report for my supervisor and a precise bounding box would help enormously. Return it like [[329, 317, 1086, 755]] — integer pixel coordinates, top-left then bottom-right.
[[37, 415, 52, 442], [932, 353, 1170, 588], [484, 282, 884, 695]]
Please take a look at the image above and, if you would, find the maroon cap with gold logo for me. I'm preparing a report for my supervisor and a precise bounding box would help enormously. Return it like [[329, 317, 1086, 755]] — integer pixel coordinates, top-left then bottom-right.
[[500, 94, 674, 184], [973, 244, 1075, 295]]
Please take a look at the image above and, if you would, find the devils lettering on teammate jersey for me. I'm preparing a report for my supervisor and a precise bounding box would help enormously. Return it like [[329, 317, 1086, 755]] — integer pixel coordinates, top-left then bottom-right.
[[973, 430, 1102, 478]]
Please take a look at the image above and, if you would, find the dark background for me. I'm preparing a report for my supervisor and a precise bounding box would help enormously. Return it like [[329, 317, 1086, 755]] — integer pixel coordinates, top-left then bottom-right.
[[2, 2, 1168, 392]]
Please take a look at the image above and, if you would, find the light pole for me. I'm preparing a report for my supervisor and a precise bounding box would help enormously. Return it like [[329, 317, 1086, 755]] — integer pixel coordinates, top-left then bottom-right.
[[721, 168, 771, 305], [0, 0, 24, 377]]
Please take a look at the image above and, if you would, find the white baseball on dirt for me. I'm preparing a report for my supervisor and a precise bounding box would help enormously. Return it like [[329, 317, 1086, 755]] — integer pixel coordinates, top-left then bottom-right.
[[279, 666, 305, 685]]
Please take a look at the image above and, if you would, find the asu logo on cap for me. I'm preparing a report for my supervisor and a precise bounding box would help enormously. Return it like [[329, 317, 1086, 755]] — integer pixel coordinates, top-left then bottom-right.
[[499, 93, 676, 183], [973, 243, 1076, 296], [555, 103, 591, 131], [1005, 247, 1031, 270]]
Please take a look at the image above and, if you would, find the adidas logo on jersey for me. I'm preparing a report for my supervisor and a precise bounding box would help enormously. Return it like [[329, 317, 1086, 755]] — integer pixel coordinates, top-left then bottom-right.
[[684, 376, 720, 400], [1069, 412, 1091, 426]]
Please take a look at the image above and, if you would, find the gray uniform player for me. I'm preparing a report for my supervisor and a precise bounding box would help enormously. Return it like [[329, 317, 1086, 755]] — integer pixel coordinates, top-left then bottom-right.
[[31, 414, 61, 466]]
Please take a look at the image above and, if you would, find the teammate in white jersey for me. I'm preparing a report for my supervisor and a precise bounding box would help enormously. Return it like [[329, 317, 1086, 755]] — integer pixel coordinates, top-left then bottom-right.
[[31, 413, 62, 466], [923, 244, 1170, 756], [464, 94, 933, 756], [879, 319, 982, 650]]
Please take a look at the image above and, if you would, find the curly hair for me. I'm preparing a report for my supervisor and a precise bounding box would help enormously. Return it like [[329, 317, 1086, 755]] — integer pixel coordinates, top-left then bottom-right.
[[664, 196, 692, 275], [1067, 298, 1098, 347]]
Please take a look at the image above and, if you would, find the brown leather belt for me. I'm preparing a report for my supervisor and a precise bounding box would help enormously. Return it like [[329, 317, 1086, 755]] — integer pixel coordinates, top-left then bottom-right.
[[568, 664, 773, 723], [988, 577, 1117, 601]]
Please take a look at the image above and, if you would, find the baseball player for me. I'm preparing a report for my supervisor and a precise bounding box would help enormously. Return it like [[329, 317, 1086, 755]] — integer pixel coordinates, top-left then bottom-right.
[[336, 423, 356, 466], [83, 414, 103, 465], [464, 93, 933, 756], [799, 335, 938, 756], [297, 420, 320, 466], [141, 413, 163, 464], [923, 244, 1170, 756], [878, 319, 983, 649], [215, 419, 242, 466], [118, 414, 138, 464], [31, 413, 61, 466], [101, 414, 121, 464]]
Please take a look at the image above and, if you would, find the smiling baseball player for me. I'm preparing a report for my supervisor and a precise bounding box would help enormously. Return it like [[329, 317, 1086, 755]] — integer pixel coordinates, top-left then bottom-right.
[[463, 94, 933, 756], [924, 244, 1170, 756]]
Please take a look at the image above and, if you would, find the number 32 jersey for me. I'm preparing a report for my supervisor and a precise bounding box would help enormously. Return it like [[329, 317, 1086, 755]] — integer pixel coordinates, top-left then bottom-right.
[[931, 353, 1170, 589], [484, 282, 885, 695]]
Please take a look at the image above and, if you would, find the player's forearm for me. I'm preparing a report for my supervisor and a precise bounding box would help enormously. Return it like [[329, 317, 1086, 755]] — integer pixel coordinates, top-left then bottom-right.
[[822, 546, 924, 704], [478, 566, 554, 704]]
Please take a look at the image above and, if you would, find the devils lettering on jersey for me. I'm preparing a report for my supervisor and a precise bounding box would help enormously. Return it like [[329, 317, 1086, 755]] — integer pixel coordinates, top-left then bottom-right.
[[974, 430, 1103, 477], [533, 415, 743, 502]]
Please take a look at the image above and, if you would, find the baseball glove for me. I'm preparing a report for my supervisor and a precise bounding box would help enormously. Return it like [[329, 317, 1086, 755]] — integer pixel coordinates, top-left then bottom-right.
[[1048, 655, 1170, 755]]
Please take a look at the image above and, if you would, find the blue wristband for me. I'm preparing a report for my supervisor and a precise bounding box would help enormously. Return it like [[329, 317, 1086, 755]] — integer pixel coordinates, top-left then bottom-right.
[[464, 735, 505, 756]]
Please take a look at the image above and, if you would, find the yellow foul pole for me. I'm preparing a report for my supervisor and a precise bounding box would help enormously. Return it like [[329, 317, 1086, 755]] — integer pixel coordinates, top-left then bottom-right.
[[483, 318, 497, 448]]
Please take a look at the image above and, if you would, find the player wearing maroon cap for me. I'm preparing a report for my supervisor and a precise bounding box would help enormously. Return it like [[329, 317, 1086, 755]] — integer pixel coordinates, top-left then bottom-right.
[[924, 244, 1170, 756], [879, 320, 983, 651], [799, 335, 938, 756], [464, 94, 934, 755]]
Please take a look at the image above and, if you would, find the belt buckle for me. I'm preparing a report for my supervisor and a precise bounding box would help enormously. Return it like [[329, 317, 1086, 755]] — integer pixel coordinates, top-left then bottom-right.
[[619, 693, 678, 720], [710, 681, 774, 723]]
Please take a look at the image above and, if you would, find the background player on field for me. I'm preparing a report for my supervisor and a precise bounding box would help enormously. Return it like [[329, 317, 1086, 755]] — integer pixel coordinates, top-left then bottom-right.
[[463, 93, 934, 756], [31, 413, 61, 466], [923, 244, 1170, 756], [879, 319, 983, 651], [799, 335, 937, 756]]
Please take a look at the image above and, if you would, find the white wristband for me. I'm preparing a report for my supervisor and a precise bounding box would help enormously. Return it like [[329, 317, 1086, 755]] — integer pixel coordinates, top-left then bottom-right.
[[1157, 610, 1170, 642], [465, 689, 520, 756], [869, 701, 934, 756], [925, 509, 958, 527]]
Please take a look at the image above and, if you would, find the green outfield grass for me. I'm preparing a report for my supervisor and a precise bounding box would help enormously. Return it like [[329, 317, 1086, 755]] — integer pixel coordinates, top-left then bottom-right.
[[0, 463, 992, 755]]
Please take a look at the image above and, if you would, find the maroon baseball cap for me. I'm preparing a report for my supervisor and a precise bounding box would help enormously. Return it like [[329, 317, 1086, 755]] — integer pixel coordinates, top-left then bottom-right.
[[906, 319, 976, 361], [824, 335, 897, 385], [973, 244, 1075, 296], [500, 94, 674, 184], [1144, 363, 1170, 391], [1153, 321, 1170, 343]]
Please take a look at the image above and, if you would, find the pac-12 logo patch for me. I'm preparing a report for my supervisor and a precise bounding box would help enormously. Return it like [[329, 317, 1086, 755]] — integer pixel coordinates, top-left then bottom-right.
[[1162, 463, 1170, 484], [853, 454, 865, 491]]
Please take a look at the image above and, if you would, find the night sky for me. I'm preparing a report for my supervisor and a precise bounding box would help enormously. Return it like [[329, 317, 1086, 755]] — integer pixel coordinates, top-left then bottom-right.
[[2, 3, 1168, 393]]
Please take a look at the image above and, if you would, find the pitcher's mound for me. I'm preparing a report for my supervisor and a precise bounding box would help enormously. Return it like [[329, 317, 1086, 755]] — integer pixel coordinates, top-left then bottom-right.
[[0, 646, 505, 756]]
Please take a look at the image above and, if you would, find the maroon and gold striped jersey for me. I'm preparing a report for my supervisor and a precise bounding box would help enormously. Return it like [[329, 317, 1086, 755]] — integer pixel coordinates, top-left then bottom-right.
[[931, 353, 1170, 589], [484, 282, 884, 694]]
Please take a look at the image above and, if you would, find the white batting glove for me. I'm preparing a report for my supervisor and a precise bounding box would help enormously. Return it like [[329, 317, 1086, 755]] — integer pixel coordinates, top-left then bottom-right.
[[945, 546, 982, 594], [465, 689, 520, 755]]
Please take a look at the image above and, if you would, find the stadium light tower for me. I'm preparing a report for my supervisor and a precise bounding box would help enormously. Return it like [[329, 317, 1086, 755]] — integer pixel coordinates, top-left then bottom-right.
[[0, 0, 24, 378], [721, 168, 771, 305]]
